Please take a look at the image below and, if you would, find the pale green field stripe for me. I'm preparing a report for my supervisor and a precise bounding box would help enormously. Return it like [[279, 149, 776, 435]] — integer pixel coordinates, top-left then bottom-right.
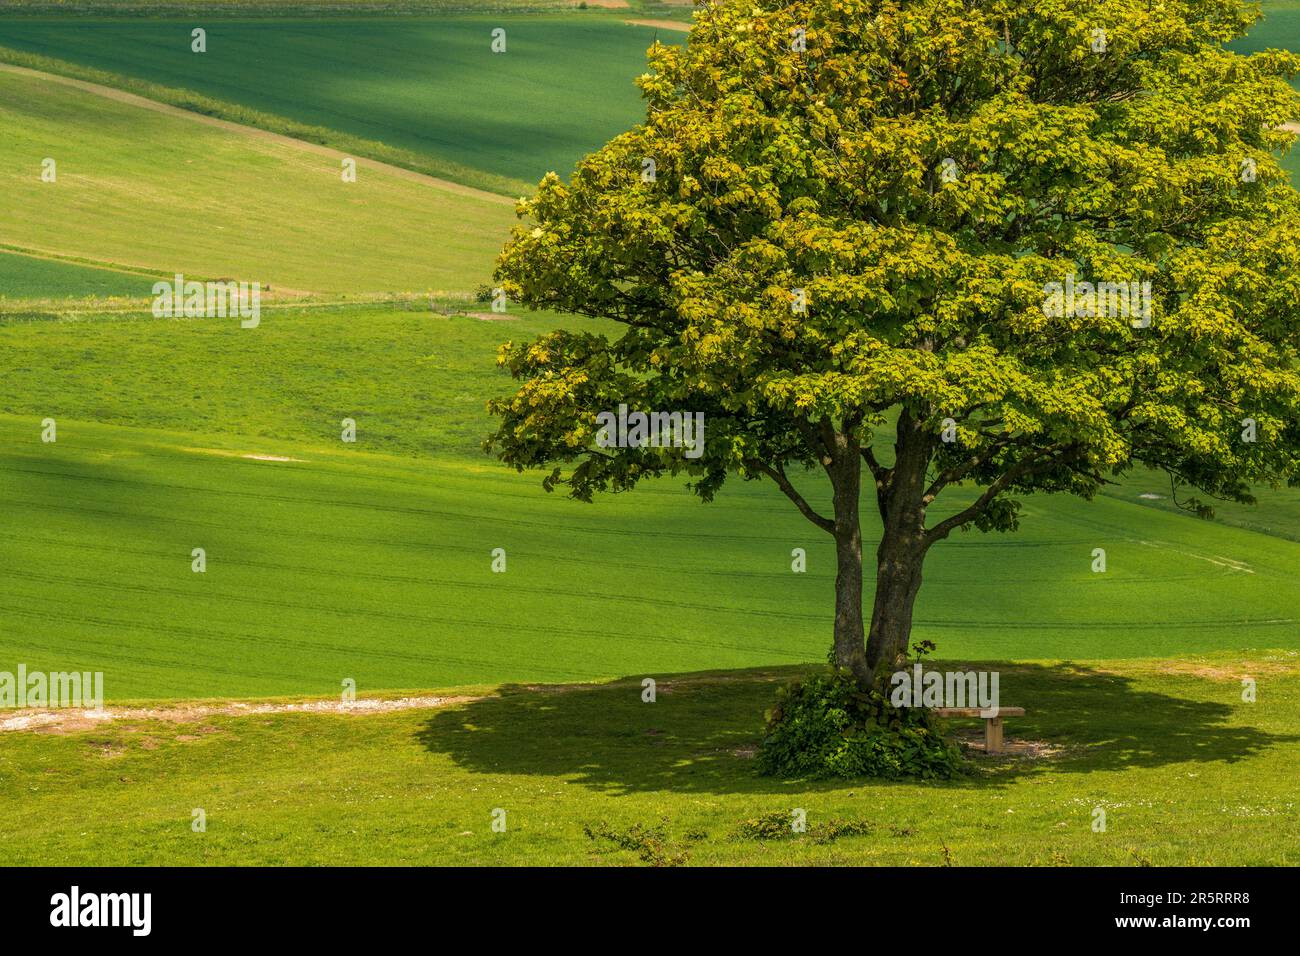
[[0, 69, 516, 294], [0, 61, 515, 206]]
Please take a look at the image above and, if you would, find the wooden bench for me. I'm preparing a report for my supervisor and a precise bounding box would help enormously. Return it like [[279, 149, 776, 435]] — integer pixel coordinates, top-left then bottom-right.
[[932, 707, 1025, 754]]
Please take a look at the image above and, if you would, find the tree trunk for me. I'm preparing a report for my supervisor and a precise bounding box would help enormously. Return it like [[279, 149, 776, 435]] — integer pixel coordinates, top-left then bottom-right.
[[865, 536, 925, 672], [863, 406, 932, 678], [832, 524, 870, 684], [829, 440, 872, 685], [827, 409, 934, 687]]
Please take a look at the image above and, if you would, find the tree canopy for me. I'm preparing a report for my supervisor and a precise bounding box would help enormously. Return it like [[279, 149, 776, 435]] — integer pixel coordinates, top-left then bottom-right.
[[488, 0, 1300, 682]]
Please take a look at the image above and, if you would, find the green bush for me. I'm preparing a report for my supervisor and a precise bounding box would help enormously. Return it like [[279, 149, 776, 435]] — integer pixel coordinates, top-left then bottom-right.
[[756, 669, 965, 780]]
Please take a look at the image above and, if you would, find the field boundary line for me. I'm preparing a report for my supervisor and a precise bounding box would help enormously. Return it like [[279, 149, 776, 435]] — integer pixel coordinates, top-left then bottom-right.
[[0, 242, 175, 279], [0, 60, 517, 207]]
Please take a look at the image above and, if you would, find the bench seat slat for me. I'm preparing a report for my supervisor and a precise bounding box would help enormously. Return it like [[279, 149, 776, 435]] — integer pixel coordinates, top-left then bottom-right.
[[931, 707, 1025, 717]]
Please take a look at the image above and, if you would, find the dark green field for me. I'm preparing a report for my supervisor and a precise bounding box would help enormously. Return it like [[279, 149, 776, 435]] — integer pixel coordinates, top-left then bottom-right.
[[0, 248, 157, 299], [0, 14, 677, 191]]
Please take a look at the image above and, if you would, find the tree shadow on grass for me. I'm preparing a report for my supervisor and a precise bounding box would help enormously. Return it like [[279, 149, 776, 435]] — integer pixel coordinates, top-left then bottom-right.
[[414, 661, 1298, 795]]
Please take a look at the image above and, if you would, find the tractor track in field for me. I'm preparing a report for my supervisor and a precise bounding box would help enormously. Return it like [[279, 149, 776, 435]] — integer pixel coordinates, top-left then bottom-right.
[[0, 669, 799, 736], [0, 694, 478, 735], [0, 61, 515, 207]]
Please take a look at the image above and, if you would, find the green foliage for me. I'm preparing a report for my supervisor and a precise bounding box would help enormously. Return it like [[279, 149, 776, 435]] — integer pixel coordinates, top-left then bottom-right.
[[733, 809, 876, 843], [491, 0, 1300, 528], [733, 810, 795, 840], [488, 0, 1300, 678], [757, 670, 965, 780], [582, 818, 691, 866]]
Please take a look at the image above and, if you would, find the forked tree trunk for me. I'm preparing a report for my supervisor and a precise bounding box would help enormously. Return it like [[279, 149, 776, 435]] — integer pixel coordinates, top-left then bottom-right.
[[830, 411, 932, 687], [832, 523, 926, 684]]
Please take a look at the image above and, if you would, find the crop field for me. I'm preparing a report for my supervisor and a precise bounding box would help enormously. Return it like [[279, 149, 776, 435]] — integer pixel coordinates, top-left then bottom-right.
[[0, 248, 158, 299], [0, 2, 1298, 873], [0, 14, 681, 193], [0, 67, 514, 295], [2, 304, 1300, 698], [4, 407, 1300, 697]]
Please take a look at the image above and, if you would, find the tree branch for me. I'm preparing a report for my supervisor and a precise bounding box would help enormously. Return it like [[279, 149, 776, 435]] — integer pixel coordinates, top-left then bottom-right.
[[923, 444, 1071, 544], [922, 432, 1019, 504], [748, 460, 836, 534], [861, 444, 886, 482]]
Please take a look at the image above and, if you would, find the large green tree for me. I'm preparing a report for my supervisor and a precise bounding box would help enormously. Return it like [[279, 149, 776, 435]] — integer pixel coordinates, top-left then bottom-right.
[[488, 0, 1300, 685]]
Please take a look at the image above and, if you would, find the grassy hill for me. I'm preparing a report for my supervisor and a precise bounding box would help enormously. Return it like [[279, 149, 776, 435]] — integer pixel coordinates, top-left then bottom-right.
[[0, 14, 679, 193], [1, 2, 1298, 868], [0, 67, 515, 294], [2, 303, 1299, 700], [1, 0, 1296, 705]]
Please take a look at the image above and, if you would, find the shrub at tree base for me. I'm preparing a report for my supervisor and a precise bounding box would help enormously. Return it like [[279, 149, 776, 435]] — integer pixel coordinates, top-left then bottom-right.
[[757, 670, 964, 780]]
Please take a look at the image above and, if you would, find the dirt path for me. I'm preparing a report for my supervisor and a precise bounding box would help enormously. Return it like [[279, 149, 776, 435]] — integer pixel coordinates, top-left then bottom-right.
[[0, 61, 515, 207], [624, 18, 691, 32], [1, 695, 476, 734], [1283, 122, 1300, 135]]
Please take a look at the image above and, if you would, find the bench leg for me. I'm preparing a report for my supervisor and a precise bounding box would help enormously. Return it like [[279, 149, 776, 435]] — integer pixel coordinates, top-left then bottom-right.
[[985, 717, 1004, 754]]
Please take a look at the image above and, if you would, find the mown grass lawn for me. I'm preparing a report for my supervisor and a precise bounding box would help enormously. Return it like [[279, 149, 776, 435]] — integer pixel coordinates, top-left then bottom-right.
[[0, 652, 1296, 865]]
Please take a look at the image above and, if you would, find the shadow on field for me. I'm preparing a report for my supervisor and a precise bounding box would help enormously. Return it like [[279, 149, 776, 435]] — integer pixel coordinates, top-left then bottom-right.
[[415, 661, 1296, 794]]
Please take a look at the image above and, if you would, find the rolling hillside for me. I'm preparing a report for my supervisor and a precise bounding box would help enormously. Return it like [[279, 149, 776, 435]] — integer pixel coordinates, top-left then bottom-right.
[[2, 304, 1299, 700], [0, 1, 1297, 871], [0, 66, 514, 295], [0, 14, 679, 193]]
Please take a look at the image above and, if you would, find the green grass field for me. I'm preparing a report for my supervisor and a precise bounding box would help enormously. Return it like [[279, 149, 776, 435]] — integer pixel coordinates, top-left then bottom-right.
[[0, 68, 515, 294], [1, 654, 1296, 865], [1, 3, 1298, 867], [0, 15, 677, 192], [2, 306, 1299, 700]]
